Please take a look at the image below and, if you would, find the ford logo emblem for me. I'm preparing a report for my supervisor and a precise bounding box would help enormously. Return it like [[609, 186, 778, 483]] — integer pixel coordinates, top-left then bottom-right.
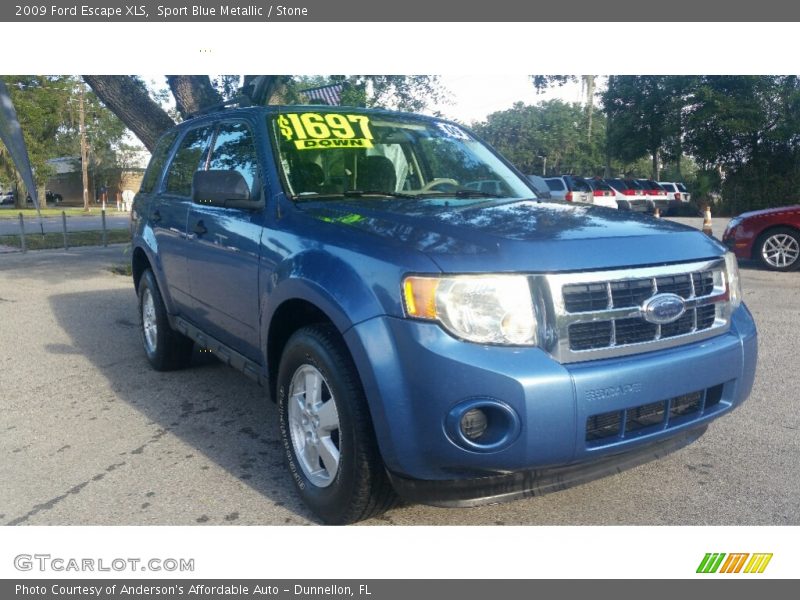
[[642, 293, 686, 325]]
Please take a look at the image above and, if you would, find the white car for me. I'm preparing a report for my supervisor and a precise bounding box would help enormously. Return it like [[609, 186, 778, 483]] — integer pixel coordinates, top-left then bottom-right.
[[603, 178, 651, 212], [659, 181, 691, 203], [584, 178, 620, 209], [544, 176, 595, 205]]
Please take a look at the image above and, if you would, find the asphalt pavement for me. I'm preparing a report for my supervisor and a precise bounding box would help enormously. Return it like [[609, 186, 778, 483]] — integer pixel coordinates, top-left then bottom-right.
[[1, 218, 798, 525]]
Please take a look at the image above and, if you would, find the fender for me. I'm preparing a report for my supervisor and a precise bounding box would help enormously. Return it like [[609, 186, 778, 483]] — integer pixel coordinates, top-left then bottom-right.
[[132, 223, 183, 317], [261, 248, 390, 360]]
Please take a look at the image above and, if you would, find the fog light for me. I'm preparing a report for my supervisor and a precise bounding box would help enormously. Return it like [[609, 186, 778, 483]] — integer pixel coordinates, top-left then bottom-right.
[[446, 399, 521, 452], [460, 408, 488, 440]]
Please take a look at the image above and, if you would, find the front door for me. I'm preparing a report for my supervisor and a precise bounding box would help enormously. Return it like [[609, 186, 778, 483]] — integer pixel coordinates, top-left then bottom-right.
[[185, 121, 264, 360]]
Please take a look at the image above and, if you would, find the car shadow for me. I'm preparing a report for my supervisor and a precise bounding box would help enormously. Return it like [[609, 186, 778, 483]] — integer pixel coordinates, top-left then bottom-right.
[[48, 287, 320, 524]]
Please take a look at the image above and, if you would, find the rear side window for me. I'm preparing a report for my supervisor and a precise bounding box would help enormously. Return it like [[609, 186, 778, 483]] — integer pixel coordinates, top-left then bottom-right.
[[164, 126, 214, 197], [606, 178, 627, 190], [208, 122, 260, 197], [545, 178, 565, 191], [626, 179, 645, 190], [139, 131, 177, 194], [568, 177, 591, 192], [589, 179, 613, 192]]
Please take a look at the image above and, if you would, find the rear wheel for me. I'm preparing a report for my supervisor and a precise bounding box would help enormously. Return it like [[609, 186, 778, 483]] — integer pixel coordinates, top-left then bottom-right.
[[756, 227, 800, 271], [137, 269, 194, 370], [277, 324, 396, 524]]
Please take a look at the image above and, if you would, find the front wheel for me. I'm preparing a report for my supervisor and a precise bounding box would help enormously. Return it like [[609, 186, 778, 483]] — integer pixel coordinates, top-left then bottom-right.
[[277, 324, 396, 524], [756, 227, 800, 271]]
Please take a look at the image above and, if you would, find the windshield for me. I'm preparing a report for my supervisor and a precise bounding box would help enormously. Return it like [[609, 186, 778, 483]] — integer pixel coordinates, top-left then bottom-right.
[[268, 110, 535, 203]]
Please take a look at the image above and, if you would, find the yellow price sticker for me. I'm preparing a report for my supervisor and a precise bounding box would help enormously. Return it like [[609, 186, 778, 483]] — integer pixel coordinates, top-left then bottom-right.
[[278, 113, 374, 150]]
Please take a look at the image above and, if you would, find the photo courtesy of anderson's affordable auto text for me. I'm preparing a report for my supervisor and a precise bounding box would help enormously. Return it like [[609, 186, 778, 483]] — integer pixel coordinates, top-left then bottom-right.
[[1, 0, 799, 593]]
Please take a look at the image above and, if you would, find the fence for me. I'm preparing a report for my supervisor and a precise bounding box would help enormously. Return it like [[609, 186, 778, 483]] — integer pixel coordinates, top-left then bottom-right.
[[0, 210, 130, 253]]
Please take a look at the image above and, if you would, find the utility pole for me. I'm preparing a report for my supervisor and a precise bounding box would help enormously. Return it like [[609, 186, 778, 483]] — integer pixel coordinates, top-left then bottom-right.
[[79, 83, 90, 212]]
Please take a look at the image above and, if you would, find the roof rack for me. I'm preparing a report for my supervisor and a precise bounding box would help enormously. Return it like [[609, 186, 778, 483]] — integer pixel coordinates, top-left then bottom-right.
[[187, 95, 253, 119]]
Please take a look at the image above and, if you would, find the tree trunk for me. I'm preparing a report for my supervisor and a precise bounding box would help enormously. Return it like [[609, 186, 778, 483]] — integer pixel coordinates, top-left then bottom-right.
[[79, 84, 91, 212], [652, 149, 660, 181], [166, 75, 223, 118], [604, 114, 612, 177], [14, 172, 23, 209], [83, 76, 176, 152], [242, 75, 291, 105], [584, 75, 595, 143]]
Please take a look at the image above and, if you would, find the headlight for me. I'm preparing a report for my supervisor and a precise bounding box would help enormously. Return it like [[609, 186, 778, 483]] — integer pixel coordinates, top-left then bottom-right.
[[724, 216, 743, 237], [402, 275, 538, 345], [724, 252, 742, 309]]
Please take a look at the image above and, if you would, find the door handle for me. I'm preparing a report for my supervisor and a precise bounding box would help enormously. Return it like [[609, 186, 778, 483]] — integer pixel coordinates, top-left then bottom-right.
[[192, 220, 208, 236]]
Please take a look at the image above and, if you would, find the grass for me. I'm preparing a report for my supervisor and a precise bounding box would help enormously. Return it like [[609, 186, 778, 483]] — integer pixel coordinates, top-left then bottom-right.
[[0, 207, 125, 219], [0, 229, 131, 250]]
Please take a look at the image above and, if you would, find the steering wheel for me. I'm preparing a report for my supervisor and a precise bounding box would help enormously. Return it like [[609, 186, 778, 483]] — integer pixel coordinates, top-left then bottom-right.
[[420, 178, 459, 192]]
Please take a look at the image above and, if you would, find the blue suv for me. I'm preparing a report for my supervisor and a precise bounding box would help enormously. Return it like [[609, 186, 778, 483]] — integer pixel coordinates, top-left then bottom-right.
[[131, 106, 757, 523]]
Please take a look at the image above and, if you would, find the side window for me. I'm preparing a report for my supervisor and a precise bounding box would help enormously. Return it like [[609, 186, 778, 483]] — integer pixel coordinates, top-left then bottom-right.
[[164, 126, 214, 197], [139, 131, 177, 193], [208, 122, 260, 197]]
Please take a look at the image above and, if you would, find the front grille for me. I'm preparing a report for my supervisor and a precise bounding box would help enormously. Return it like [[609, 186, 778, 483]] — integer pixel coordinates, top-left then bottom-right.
[[564, 270, 715, 314], [563, 283, 608, 312], [569, 321, 613, 351], [625, 401, 666, 433], [585, 387, 722, 445], [610, 278, 653, 307], [548, 259, 732, 362], [615, 317, 658, 345]]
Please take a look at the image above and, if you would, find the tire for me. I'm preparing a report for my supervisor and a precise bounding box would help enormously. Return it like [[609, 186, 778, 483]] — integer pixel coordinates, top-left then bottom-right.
[[137, 269, 194, 370], [756, 227, 800, 272], [277, 324, 396, 524]]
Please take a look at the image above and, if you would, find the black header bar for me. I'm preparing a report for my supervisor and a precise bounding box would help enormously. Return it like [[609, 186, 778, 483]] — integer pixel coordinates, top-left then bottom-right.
[[3, 0, 799, 22]]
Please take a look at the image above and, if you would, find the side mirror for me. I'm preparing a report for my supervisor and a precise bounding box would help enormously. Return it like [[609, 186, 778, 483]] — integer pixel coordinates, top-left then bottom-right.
[[192, 170, 262, 209]]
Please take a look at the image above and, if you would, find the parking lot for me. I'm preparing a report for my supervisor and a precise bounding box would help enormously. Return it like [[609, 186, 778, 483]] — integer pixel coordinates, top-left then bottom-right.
[[1, 218, 798, 526]]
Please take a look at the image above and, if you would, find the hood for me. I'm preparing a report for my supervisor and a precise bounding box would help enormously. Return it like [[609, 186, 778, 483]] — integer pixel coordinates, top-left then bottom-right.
[[737, 205, 800, 220], [300, 199, 726, 273]]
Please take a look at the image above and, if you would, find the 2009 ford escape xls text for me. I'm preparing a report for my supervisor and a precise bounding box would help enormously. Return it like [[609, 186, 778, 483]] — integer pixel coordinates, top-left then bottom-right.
[[130, 105, 757, 524]]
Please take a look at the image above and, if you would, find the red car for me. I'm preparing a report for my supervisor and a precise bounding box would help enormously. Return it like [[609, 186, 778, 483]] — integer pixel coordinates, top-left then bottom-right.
[[723, 205, 800, 271]]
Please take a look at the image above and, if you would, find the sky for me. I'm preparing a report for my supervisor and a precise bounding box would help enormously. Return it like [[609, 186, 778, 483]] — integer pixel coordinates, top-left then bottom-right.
[[121, 74, 588, 157], [433, 74, 587, 124]]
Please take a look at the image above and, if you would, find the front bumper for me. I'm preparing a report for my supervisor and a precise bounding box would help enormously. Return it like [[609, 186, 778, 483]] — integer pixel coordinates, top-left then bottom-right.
[[387, 425, 706, 507], [723, 229, 754, 260], [344, 304, 757, 500]]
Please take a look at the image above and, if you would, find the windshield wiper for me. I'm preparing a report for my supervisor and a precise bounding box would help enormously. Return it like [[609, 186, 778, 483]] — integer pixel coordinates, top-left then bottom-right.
[[292, 191, 418, 202], [343, 190, 420, 199], [417, 188, 506, 199]]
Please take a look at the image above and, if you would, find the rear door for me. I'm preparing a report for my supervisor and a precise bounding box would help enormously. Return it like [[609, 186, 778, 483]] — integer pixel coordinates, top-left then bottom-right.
[[567, 176, 593, 204], [545, 177, 567, 200], [185, 120, 265, 360], [152, 125, 214, 315]]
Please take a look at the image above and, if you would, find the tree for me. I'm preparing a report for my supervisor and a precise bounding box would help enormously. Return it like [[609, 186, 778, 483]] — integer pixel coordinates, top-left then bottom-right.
[[1, 76, 72, 207], [0, 76, 130, 209], [531, 75, 598, 142], [473, 100, 606, 175], [602, 75, 681, 180], [684, 76, 800, 213], [84, 75, 447, 152]]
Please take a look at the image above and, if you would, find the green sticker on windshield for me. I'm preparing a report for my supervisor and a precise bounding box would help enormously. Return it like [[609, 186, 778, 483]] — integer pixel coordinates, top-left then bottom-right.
[[278, 113, 374, 150]]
